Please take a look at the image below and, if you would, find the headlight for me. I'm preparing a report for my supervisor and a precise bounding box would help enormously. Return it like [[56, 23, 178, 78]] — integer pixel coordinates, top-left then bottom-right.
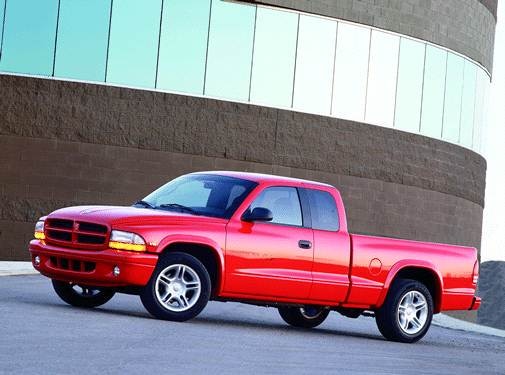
[[109, 230, 146, 252], [34, 219, 45, 240]]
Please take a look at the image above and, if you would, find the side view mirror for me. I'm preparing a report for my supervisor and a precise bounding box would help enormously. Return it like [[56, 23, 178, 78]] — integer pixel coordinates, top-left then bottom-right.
[[242, 207, 273, 222]]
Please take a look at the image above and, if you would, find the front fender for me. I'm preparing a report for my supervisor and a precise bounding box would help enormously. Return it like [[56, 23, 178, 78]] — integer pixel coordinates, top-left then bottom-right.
[[155, 234, 225, 293]]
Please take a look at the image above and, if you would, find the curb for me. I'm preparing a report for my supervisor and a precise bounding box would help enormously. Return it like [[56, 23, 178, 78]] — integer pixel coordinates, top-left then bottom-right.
[[432, 313, 505, 338], [0, 261, 38, 277]]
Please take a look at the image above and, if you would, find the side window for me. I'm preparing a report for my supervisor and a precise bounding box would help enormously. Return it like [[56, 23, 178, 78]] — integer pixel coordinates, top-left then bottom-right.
[[307, 189, 339, 231], [250, 187, 302, 226]]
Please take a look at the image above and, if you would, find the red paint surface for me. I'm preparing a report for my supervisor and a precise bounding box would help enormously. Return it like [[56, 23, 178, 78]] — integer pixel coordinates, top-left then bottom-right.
[[29, 171, 480, 312]]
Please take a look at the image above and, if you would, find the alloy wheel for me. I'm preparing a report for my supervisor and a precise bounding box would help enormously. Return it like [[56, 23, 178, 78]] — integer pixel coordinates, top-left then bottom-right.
[[155, 264, 202, 312]]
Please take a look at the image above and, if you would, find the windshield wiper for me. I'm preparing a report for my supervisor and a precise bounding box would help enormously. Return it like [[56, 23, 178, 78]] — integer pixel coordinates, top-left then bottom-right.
[[132, 200, 156, 209], [158, 203, 199, 215]]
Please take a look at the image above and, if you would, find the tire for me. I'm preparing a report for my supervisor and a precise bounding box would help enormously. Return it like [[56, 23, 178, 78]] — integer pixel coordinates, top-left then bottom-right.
[[375, 279, 433, 343], [52, 280, 115, 308], [140, 252, 211, 322], [278, 306, 330, 328]]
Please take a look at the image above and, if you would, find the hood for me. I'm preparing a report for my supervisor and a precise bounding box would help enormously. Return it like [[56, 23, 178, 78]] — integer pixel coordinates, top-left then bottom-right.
[[47, 205, 227, 227]]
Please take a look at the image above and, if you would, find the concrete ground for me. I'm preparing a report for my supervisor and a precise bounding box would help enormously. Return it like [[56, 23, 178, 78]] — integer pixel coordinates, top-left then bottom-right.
[[0, 274, 504, 375]]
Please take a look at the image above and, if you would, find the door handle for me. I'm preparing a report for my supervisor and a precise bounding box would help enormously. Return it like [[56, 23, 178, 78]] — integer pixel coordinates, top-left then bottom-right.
[[298, 240, 312, 249]]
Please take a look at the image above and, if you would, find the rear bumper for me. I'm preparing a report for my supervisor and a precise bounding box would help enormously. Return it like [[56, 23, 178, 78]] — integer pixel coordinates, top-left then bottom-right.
[[469, 296, 482, 311], [29, 239, 158, 287], [440, 290, 482, 312]]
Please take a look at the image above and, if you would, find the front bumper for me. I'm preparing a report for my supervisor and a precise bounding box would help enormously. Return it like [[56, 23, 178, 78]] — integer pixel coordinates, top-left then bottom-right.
[[29, 239, 158, 287]]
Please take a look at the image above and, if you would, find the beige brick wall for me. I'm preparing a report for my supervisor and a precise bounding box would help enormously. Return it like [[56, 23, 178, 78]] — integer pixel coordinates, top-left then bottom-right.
[[0, 135, 483, 261]]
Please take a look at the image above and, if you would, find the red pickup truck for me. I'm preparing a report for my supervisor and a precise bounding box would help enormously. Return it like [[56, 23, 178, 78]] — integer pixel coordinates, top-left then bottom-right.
[[29, 171, 480, 343]]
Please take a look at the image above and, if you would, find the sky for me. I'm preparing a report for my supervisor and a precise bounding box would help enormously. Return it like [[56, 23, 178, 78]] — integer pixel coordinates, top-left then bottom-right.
[[481, 2, 505, 261]]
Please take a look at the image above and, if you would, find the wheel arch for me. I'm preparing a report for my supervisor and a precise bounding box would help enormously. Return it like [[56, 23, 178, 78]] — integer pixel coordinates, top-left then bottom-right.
[[378, 261, 444, 313], [156, 236, 225, 297]]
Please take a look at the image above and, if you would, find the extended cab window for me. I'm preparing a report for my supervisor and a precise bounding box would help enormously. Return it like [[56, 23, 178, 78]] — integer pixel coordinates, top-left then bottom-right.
[[306, 189, 339, 231], [250, 187, 302, 226]]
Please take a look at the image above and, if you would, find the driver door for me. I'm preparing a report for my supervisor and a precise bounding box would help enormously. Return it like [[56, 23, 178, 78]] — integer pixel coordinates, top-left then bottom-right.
[[224, 186, 313, 301]]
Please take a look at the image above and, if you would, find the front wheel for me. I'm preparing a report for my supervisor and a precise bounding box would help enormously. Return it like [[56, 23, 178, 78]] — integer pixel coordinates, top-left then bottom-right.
[[140, 252, 211, 322], [52, 280, 115, 308], [375, 279, 433, 343], [278, 306, 330, 328]]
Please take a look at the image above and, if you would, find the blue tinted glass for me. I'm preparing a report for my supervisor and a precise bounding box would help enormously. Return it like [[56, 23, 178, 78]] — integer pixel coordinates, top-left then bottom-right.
[[473, 72, 485, 151], [107, 0, 162, 88], [0, 0, 59, 75], [460, 61, 477, 148], [394, 38, 425, 132], [205, 0, 256, 101], [144, 174, 257, 219], [306, 189, 339, 231], [250, 7, 298, 108], [54, 0, 111, 81], [332, 23, 370, 121], [442, 53, 464, 142], [251, 187, 302, 226], [157, 0, 210, 94], [365, 31, 400, 127], [420, 46, 447, 138], [473, 71, 490, 152], [0, 0, 5, 55], [293, 15, 336, 114]]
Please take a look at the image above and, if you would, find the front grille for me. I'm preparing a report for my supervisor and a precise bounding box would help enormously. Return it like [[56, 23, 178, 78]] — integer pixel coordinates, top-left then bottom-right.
[[49, 256, 96, 272], [47, 229, 72, 242], [78, 222, 107, 234], [45, 218, 108, 250]]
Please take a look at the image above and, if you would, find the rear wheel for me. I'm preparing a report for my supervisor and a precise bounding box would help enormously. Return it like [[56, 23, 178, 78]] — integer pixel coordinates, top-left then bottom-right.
[[278, 306, 329, 328], [52, 280, 115, 308], [375, 279, 433, 343], [140, 252, 211, 322]]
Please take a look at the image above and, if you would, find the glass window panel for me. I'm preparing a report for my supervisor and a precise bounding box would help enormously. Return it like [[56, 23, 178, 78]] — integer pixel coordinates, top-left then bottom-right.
[[205, 1, 256, 101], [306, 189, 339, 231], [250, 187, 302, 226], [332, 22, 370, 121], [459, 61, 477, 148], [420, 46, 447, 138], [480, 75, 491, 153], [442, 53, 464, 142], [0, 0, 5, 55], [250, 7, 298, 108], [106, 0, 162, 88], [473, 70, 490, 152], [157, 0, 210, 94], [0, 0, 59, 75], [54, 0, 111, 82], [293, 15, 337, 114], [365, 31, 400, 127], [394, 38, 425, 133]]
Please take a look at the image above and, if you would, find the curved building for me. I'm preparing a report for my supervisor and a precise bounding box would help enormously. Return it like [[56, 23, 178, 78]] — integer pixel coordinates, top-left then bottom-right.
[[0, 0, 496, 260]]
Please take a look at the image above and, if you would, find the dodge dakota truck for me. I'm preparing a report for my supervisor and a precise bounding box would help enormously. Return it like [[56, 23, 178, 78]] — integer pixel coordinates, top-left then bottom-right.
[[29, 171, 481, 343]]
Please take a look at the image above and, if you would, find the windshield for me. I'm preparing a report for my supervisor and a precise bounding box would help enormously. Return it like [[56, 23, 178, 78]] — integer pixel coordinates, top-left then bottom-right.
[[136, 174, 257, 219]]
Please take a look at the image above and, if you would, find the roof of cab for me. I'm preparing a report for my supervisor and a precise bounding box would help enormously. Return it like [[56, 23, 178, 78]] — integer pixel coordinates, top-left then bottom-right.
[[192, 171, 334, 189]]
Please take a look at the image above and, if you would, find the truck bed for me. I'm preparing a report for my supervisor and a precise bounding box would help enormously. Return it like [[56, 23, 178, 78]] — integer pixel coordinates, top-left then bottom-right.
[[346, 233, 478, 312]]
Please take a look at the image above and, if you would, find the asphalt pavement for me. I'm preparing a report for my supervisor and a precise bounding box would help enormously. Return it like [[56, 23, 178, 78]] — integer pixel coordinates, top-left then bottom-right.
[[1, 275, 504, 375]]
